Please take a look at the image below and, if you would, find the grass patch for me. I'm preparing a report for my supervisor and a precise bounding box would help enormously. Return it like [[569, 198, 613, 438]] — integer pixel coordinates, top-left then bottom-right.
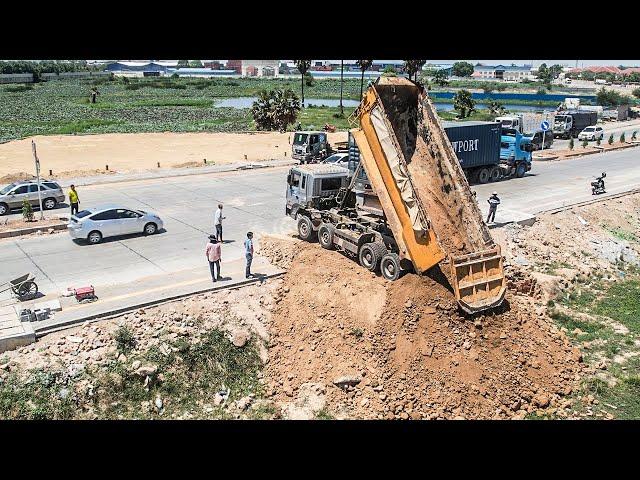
[[548, 309, 603, 340], [581, 375, 640, 419], [591, 280, 640, 334], [113, 326, 136, 355], [132, 99, 214, 108], [315, 408, 334, 420], [437, 109, 497, 122], [4, 84, 34, 92], [603, 225, 638, 243], [297, 106, 355, 131]]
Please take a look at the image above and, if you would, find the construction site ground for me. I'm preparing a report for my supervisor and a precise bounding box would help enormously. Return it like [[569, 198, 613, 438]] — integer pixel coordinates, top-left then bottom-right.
[[3, 191, 640, 419]]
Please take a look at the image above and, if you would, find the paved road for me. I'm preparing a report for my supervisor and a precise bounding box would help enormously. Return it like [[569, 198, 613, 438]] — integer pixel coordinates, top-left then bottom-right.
[[1, 167, 295, 296], [2, 146, 640, 300]]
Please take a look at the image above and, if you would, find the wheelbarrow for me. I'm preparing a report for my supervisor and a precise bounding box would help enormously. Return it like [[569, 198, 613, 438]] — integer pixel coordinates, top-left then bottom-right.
[[0, 274, 39, 301]]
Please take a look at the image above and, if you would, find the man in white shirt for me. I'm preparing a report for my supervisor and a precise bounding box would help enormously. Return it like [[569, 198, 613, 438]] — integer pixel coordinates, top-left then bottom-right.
[[214, 204, 225, 242]]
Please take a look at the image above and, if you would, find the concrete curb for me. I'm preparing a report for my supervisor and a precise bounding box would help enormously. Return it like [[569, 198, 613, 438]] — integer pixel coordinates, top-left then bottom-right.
[[0, 222, 66, 239], [542, 142, 639, 162], [0, 323, 35, 354], [56, 160, 298, 188], [539, 187, 640, 216], [34, 271, 286, 338]]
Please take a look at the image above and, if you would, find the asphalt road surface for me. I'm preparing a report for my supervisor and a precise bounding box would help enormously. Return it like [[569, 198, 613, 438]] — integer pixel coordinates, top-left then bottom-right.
[[2, 146, 640, 299]]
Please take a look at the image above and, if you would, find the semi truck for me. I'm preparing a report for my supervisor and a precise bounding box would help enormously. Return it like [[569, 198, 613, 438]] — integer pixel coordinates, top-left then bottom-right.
[[500, 128, 533, 178], [285, 77, 506, 314], [553, 111, 598, 139]]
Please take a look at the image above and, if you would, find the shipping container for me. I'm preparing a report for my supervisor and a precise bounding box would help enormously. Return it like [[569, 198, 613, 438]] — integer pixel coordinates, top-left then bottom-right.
[[442, 121, 501, 177]]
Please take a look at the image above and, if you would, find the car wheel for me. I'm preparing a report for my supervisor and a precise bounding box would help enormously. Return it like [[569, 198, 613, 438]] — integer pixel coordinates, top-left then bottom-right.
[[87, 231, 103, 244], [297, 216, 315, 242], [318, 224, 334, 250], [43, 198, 57, 210], [144, 222, 158, 235], [380, 253, 402, 281], [0, 203, 8, 216]]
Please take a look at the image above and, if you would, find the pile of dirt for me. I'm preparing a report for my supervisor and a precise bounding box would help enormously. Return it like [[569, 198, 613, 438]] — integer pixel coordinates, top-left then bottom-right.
[[264, 241, 583, 419], [0, 172, 34, 183], [257, 234, 302, 270]]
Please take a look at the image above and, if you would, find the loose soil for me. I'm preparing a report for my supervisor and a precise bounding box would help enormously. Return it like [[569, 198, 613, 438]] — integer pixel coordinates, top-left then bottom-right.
[[0, 131, 348, 180], [0, 217, 65, 234]]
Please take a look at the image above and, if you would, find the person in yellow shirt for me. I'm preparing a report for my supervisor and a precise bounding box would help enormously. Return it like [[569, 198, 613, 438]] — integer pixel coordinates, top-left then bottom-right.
[[69, 185, 80, 215]]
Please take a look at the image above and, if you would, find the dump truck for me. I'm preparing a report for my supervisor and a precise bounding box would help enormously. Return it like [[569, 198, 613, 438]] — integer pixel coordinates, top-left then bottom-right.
[[285, 77, 506, 314], [290, 131, 348, 164]]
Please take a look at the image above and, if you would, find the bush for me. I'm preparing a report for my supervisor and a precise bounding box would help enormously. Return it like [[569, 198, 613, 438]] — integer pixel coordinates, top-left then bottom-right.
[[251, 89, 301, 132], [569, 138, 574, 150], [608, 134, 614, 145], [582, 138, 589, 148], [113, 326, 136, 354], [536, 87, 547, 95], [596, 137, 601, 146], [304, 72, 315, 87], [22, 199, 34, 221], [620, 132, 626, 143], [633, 88, 640, 99], [632, 131, 637, 141]]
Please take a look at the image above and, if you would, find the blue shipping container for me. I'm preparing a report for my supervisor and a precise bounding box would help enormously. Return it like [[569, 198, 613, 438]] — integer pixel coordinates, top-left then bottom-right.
[[442, 121, 501, 170]]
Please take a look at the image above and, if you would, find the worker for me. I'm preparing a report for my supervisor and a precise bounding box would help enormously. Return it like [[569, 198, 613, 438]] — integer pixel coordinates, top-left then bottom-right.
[[296, 122, 302, 130], [487, 191, 500, 224], [214, 203, 225, 242], [244, 231, 254, 278], [69, 185, 80, 216], [205, 235, 222, 282]]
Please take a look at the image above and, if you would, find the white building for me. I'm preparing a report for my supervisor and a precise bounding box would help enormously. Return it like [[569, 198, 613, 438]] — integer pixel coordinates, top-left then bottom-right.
[[472, 64, 533, 81]]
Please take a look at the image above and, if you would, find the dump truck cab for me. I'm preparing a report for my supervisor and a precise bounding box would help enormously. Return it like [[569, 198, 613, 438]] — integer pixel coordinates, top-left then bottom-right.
[[286, 164, 351, 217], [291, 131, 331, 163]]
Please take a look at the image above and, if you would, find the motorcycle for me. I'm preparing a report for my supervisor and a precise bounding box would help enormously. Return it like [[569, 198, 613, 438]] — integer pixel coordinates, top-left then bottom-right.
[[591, 172, 606, 195]]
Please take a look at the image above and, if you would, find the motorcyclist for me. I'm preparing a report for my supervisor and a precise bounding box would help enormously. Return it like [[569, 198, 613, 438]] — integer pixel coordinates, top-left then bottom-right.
[[592, 172, 606, 194]]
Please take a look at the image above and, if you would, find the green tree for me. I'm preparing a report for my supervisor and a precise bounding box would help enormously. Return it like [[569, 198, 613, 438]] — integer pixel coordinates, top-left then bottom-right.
[[632, 87, 640, 99], [582, 138, 589, 148], [22, 199, 34, 222], [188, 60, 203, 68], [596, 87, 631, 107], [304, 71, 315, 87], [536, 87, 547, 95], [383, 65, 397, 76], [251, 89, 301, 132], [432, 69, 449, 87], [177, 60, 189, 68], [487, 99, 507, 115], [620, 132, 626, 143], [596, 136, 601, 146], [569, 137, 574, 150], [293, 60, 311, 108], [453, 89, 476, 118], [356, 60, 374, 99], [608, 134, 614, 145], [402, 60, 426, 82], [632, 131, 637, 141], [452, 61, 474, 77]]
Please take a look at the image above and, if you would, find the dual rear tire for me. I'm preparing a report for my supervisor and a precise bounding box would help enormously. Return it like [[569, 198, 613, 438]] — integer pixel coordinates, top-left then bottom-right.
[[359, 243, 402, 281]]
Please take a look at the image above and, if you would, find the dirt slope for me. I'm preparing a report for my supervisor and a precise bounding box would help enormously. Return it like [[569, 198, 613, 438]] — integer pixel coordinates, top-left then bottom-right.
[[264, 240, 583, 419]]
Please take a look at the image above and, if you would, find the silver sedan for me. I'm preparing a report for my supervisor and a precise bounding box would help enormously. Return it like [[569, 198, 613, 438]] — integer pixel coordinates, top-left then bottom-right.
[[67, 205, 164, 244]]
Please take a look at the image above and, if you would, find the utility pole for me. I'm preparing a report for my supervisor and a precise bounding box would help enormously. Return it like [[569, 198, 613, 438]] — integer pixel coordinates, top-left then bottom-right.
[[31, 140, 44, 220]]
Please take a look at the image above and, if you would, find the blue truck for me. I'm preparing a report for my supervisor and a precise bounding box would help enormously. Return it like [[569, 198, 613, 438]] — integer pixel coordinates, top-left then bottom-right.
[[347, 120, 532, 185]]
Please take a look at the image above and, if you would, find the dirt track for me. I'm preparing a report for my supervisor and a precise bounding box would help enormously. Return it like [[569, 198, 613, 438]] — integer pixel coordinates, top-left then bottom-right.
[[0, 131, 348, 181]]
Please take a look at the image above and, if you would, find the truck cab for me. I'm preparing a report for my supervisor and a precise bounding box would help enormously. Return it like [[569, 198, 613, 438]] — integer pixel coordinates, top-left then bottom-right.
[[285, 164, 351, 217], [553, 114, 574, 139], [500, 129, 533, 178], [496, 115, 523, 133], [291, 131, 331, 164]]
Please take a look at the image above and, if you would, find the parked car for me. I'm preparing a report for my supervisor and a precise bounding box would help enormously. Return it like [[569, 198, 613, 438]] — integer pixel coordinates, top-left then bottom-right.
[[578, 126, 605, 142], [526, 130, 554, 150], [322, 152, 349, 167], [67, 205, 164, 244], [0, 179, 65, 216]]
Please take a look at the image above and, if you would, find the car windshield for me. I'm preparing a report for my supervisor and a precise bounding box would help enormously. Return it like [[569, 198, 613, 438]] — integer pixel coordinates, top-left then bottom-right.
[[293, 133, 308, 145], [74, 210, 93, 218], [0, 183, 16, 195], [583, 127, 595, 132], [325, 154, 345, 163]]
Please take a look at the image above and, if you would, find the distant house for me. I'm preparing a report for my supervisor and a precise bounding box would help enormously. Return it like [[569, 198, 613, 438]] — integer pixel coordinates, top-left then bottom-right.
[[473, 64, 533, 81]]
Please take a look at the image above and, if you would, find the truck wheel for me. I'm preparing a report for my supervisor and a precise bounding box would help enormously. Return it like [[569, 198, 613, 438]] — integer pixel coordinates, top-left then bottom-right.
[[358, 242, 387, 272], [297, 216, 315, 242], [477, 167, 490, 184], [489, 166, 501, 182], [381, 253, 401, 281], [318, 224, 334, 250], [515, 164, 526, 178]]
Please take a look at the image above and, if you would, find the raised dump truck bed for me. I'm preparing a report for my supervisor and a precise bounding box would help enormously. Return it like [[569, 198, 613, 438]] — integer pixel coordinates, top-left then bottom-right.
[[351, 77, 506, 313]]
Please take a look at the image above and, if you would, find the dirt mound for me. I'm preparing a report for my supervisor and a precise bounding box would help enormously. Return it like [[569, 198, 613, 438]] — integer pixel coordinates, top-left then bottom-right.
[[0, 172, 34, 183], [257, 234, 302, 270], [265, 241, 583, 419]]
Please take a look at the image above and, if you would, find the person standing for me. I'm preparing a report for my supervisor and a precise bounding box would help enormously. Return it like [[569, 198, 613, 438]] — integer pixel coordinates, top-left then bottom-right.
[[214, 204, 225, 242], [69, 185, 80, 216], [487, 191, 500, 224], [205, 235, 222, 282], [244, 231, 254, 278]]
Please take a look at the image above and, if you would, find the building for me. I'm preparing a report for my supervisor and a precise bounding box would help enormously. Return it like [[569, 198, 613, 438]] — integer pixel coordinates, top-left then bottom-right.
[[567, 66, 640, 77], [226, 60, 242, 74], [239, 60, 280, 77], [472, 64, 533, 81], [105, 61, 178, 75]]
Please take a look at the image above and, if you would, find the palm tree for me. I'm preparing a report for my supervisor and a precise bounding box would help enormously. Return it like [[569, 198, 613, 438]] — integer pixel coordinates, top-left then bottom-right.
[[356, 60, 373, 99], [339, 60, 344, 116], [403, 60, 426, 82], [293, 60, 311, 108]]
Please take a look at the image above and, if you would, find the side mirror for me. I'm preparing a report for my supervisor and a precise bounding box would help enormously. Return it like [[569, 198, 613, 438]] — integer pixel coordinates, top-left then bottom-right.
[[287, 174, 292, 186]]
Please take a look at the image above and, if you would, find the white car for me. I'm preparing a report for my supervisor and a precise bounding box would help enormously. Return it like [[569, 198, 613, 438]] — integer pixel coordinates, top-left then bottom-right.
[[68, 205, 164, 244], [578, 126, 604, 141], [322, 152, 350, 167]]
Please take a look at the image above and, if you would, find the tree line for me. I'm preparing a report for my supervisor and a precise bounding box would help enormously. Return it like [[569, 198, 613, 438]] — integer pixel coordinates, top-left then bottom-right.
[[0, 60, 104, 81]]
